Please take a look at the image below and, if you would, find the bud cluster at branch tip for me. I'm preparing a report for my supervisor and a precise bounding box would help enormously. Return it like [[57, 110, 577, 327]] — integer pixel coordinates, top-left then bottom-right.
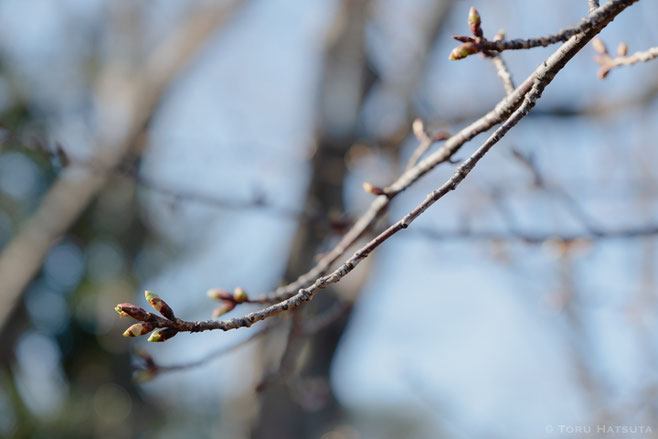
[[145, 290, 175, 321], [449, 7, 487, 60], [115, 291, 179, 342]]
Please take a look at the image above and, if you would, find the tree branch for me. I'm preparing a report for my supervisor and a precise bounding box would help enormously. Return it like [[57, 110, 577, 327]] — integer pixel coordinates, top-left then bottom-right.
[[593, 38, 658, 78], [115, 0, 639, 338]]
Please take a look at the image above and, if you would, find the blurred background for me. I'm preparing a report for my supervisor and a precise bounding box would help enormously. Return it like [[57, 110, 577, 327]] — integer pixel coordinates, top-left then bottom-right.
[[0, 0, 657, 438]]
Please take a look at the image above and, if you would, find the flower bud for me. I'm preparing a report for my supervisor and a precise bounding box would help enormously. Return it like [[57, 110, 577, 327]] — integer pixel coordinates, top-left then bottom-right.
[[147, 327, 179, 342], [233, 287, 248, 303], [115, 303, 150, 321], [122, 322, 156, 337], [207, 288, 233, 301], [468, 7, 482, 37], [412, 118, 427, 140], [362, 182, 385, 196], [449, 42, 480, 60], [212, 301, 236, 318], [145, 290, 175, 321], [617, 42, 627, 57]]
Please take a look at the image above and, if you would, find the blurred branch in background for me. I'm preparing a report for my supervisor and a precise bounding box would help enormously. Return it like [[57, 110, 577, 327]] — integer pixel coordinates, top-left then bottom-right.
[[0, 0, 245, 332]]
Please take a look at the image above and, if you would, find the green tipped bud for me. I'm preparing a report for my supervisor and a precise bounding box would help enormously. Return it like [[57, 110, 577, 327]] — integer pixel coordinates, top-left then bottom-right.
[[147, 327, 178, 342], [207, 288, 233, 301], [145, 290, 176, 321], [115, 303, 150, 321], [122, 322, 155, 337], [449, 42, 480, 60], [233, 287, 248, 303], [212, 301, 236, 318], [468, 7, 482, 37]]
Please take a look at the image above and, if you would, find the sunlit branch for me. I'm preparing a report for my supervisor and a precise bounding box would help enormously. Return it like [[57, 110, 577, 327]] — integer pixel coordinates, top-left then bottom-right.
[[115, 0, 639, 337]]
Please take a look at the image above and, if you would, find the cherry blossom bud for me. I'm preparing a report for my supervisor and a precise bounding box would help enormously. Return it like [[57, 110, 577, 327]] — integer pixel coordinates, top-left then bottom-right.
[[147, 327, 179, 342], [145, 290, 175, 321], [468, 7, 482, 37], [362, 182, 385, 196], [122, 322, 155, 338], [207, 288, 233, 301], [449, 42, 480, 60], [212, 301, 236, 318], [115, 303, 150, 321], [233, 287, 248, 303]]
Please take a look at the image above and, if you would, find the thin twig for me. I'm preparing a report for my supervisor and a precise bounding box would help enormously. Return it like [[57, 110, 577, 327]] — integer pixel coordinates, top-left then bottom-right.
[[490, 55, 516, 95], [412, 224, 658, 244], [256, 0, 635, 305], [450, 3, 632, 59], [593, 38, 658, 78], [141, 322, 273, 376]]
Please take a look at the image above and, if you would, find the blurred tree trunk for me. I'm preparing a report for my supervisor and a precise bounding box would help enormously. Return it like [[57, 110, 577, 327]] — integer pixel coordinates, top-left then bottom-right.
[[252, 2, 372, 437], [252, 1, 453, 437]]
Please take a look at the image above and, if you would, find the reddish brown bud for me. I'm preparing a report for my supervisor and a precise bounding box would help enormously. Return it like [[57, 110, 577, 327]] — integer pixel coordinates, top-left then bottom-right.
[[362, 182, 385, 196], [449, 42, 480, 60], [233, 287, 248, 303], [468, 7, 482, 37], [145, 290, 175, 321], [207, 288, 233, 301], [122, 322, 156, 337], [212, 301, 236, 318], [115, 303, 150, 321], [147, 327, 178, 342]]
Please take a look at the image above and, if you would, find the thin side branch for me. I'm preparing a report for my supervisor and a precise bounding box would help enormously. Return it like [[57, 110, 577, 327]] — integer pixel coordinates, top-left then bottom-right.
[[450, 2, 632, 60], [593, 38, 658, 78]]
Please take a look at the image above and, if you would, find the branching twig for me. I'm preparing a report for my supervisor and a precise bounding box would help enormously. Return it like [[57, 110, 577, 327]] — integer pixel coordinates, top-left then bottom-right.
[[593, 38, 658, 78], [255, 1, 635, 307], [449, 2, 630, 60], [115, 0, 639, 338]]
